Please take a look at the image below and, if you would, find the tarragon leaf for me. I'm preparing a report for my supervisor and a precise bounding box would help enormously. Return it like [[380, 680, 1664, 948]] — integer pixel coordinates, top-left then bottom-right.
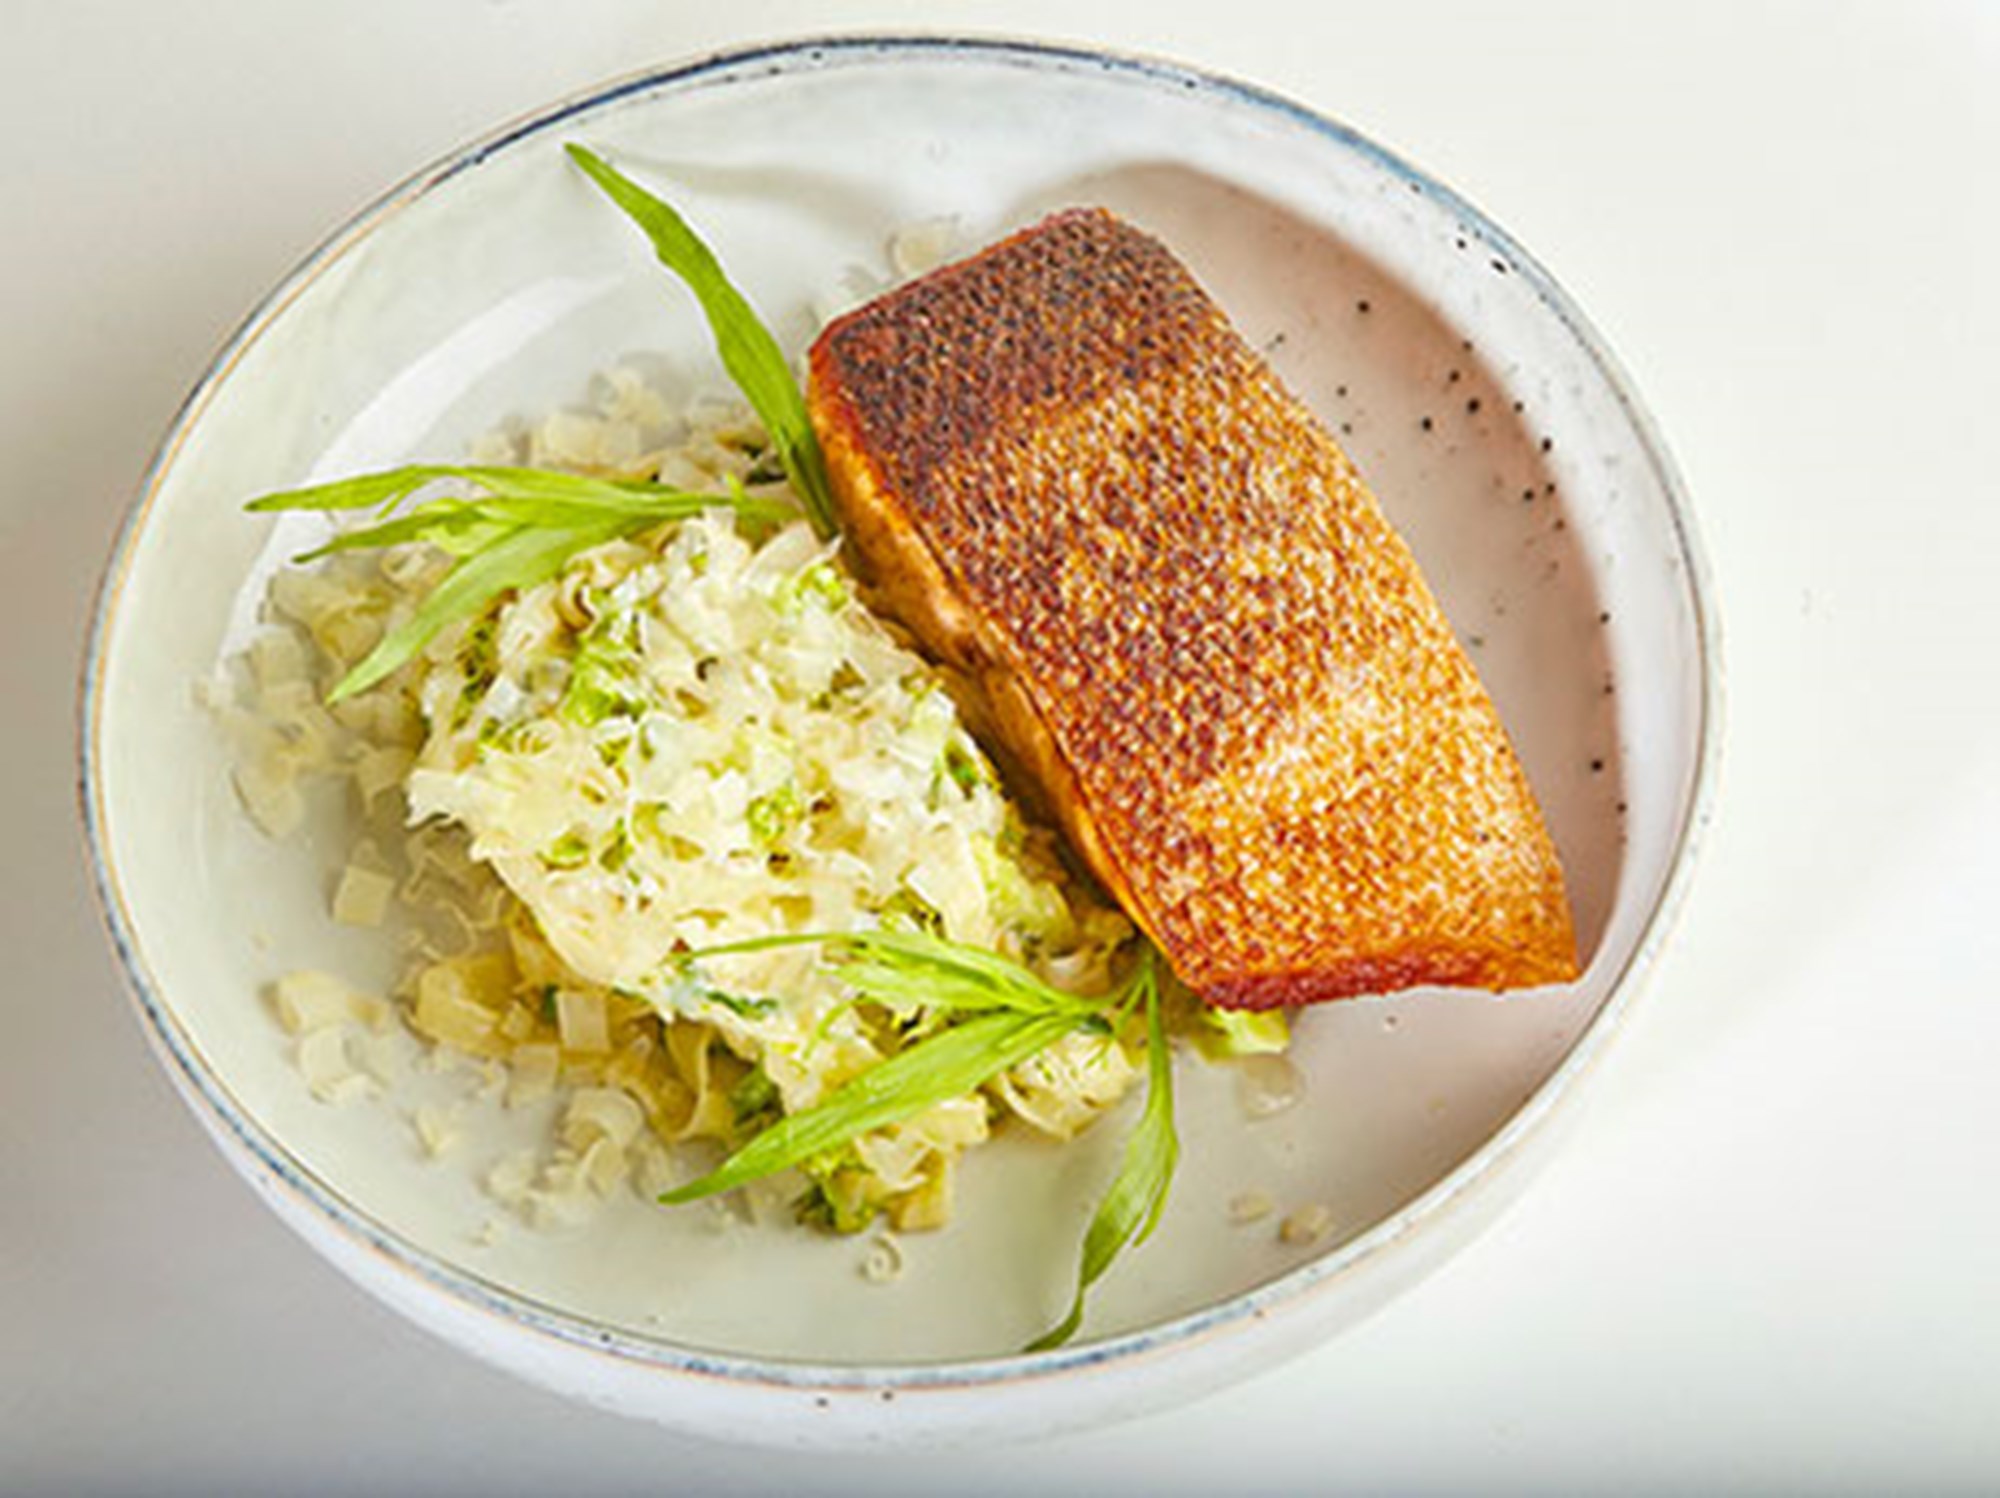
[[1027, 952, 1179, 1352], [243, 465, 462, 514], [660, 1009, 1078, 1205], [683, 929, 1099, 1020], [244, 463, 732, 518], [565, 143, 839, 540], [336, 517, 626, 702], [296, 503, 510, 561]]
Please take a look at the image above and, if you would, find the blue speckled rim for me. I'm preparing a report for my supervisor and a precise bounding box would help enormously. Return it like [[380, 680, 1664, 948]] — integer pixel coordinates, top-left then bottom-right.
[[81, 33, 1722, 1408]]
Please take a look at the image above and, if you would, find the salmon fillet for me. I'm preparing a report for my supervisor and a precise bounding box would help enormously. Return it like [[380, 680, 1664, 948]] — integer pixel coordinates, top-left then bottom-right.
[[806, 208, 1578, 1008]]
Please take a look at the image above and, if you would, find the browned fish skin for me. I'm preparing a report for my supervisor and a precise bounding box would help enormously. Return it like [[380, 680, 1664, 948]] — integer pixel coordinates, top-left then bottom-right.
[[808, 208, 1578, 1007]]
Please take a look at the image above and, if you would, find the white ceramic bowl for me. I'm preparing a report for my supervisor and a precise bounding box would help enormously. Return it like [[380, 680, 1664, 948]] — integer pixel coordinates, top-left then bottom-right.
[[83, 36, 1718, 1447]]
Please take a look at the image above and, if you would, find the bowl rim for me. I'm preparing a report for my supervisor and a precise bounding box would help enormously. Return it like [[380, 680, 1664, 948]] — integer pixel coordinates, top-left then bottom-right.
[[79, 31, 1724, 1401]]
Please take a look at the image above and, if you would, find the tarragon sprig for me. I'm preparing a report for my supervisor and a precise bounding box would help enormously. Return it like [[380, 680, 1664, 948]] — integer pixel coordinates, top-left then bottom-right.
[[660, 1007, 1084, 1208], [249, 144, 840, 704], [246, 466, 794, 702], [667, 934, 1178, 1349]]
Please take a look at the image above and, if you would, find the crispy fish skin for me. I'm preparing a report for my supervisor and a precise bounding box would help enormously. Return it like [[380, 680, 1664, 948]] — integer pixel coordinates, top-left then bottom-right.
[[807, 208, 1578, 1007]]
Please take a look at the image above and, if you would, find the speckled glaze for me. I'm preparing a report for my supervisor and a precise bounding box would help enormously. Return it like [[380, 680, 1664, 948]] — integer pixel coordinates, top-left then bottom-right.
[[82, 36, 1719, 1448]]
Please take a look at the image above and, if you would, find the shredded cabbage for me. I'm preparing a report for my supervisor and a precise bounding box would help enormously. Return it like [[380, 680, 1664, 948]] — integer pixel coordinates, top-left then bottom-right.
[[220, 375, 1145, 1233]]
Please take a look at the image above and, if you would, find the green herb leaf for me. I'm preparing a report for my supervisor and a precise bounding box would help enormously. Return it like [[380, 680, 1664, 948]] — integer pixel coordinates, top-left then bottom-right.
[[245, 465, 794, 702], [682, 928, 1099, 1021], [565, 143, 839, 541], [1027, 952, 1179, 1352], [660, 1008, 1077, 1205], [243, 465, 459, 514], [337, 518, 618, 703]]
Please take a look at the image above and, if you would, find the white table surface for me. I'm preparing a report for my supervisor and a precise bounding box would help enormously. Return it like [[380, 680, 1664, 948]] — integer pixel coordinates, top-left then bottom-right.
[[8, 1, 1998, 1491]]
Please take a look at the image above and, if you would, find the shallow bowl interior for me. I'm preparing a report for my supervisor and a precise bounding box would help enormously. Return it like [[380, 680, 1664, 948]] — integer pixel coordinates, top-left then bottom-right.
[[86, 37, 1715, 1445]]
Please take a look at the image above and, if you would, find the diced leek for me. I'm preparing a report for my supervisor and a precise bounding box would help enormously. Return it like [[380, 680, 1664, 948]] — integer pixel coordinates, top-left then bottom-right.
[[563, 1087, 646, 1151], [554, 987, 612, 1054], [269, 970, 373, 1035], [331, 864, 397, 928], [506, 1044, 561, 1107], [1195, 1005, 1292, 1060], [411, 962, 502, 1055]]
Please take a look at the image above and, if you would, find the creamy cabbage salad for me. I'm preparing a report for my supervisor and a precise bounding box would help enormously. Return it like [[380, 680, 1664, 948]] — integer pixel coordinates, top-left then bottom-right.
[[221, 380, 1158, 1238]]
